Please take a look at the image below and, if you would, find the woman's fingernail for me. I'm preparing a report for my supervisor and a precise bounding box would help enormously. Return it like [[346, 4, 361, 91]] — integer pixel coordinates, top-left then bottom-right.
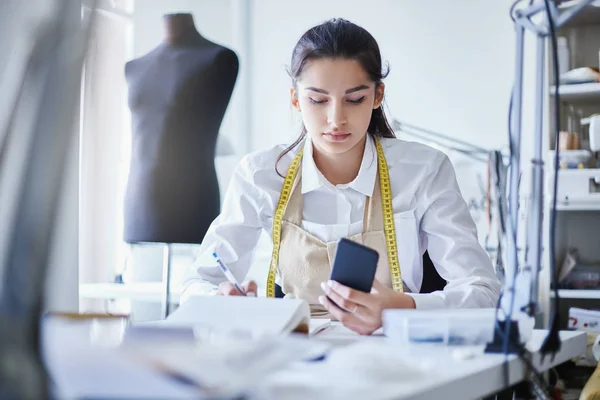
[[320, 282, 327, 292], [328, 280, 334, 288], [318, 296, 325, 305], [246, 292, 256, 297]]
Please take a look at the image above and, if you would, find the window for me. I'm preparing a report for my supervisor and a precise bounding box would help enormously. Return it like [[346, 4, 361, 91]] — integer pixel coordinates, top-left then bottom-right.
[[79, 0, 133, 310]]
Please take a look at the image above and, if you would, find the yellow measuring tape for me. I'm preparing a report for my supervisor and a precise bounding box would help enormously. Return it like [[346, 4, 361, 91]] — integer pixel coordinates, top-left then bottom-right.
[[266, 139, 403, 297]]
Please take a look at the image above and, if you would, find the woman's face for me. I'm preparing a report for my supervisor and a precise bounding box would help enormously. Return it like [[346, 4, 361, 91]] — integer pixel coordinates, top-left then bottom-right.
[[291, 58, 384, 156]]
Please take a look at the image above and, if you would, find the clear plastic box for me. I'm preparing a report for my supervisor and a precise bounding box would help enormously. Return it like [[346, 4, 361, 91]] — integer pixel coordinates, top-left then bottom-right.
[[562, 264, 600, 289], [382, 308, 498, 346]]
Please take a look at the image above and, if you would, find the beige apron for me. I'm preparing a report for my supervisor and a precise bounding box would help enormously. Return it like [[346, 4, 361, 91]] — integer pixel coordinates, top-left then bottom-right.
[[276, 166, 409, 316]]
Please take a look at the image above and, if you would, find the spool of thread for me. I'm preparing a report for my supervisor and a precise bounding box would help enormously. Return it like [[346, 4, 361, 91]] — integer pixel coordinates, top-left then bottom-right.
[[558, 131, 580, 150]]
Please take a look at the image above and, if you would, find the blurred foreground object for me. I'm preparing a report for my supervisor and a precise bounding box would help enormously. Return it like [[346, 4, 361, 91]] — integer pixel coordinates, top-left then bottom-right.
[[0, 0, 94, 398]]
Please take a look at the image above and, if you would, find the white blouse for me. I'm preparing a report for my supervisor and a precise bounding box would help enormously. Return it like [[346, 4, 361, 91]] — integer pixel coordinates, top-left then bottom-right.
[[182, 135, 501, 309]]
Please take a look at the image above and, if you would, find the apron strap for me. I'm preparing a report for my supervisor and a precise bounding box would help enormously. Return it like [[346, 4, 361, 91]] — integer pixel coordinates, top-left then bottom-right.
[[363, 169, 384, 233], [286, 169, 304, 227]]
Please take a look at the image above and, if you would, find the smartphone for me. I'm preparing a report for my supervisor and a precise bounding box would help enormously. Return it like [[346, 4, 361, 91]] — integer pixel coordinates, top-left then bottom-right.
[[329, 238, 379, 293]]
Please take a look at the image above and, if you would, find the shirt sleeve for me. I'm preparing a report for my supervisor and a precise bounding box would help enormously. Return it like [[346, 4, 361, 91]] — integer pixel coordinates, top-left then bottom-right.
[[405, 153, 501, 309], [180, 155, 267, 302]]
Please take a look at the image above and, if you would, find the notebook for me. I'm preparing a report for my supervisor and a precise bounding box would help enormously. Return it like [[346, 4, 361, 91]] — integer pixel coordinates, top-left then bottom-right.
[[161, 296, 311, 337]]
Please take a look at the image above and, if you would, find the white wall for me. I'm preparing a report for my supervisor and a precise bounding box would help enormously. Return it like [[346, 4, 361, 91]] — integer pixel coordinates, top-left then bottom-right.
[[247, 0, 537, 152], [132, 0, 234, 56]]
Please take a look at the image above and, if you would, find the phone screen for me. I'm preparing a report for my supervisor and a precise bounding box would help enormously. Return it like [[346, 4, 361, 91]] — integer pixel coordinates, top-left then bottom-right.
[[326, 238, 379, 311]]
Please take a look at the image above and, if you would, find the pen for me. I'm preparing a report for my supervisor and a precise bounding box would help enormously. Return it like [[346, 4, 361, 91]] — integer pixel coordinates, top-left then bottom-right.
[[212, 252, 246, 295]]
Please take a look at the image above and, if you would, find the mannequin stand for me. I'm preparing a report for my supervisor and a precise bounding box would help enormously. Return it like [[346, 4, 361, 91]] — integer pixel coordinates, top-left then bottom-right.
[[161, 243, 173, 318]]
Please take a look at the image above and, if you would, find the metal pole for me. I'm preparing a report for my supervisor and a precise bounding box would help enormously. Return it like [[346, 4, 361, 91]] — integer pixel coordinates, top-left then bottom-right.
[[161, 243, 172, 318], [502, 21, 525, 320], [393, 120, 490, 153], [525, 35, 547, 316]]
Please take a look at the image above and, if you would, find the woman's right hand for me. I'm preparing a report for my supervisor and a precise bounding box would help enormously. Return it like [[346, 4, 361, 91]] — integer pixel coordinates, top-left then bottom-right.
[[217, 280, 257, 296]]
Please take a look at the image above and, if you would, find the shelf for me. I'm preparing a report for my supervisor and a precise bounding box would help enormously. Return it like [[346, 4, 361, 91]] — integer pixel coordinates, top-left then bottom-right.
[[550, 82, 600, 103], [551, 289, 600, 298], [549, 168, 600, 210], [559, 1, 600, 28], [555, 202, 600, 210]]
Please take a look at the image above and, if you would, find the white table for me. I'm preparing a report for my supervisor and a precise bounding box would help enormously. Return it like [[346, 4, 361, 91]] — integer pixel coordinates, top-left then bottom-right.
[[255, 327, 586, 400], [79, 282, 181, 304], [43, 315, 586, 400]]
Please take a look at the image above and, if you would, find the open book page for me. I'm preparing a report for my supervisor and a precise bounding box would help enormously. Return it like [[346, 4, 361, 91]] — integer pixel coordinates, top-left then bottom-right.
[[163, 296, 311, 336]]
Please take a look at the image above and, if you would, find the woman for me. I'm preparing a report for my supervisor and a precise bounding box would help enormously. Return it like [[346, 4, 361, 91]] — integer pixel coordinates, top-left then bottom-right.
[[182, 18, 500, 335]]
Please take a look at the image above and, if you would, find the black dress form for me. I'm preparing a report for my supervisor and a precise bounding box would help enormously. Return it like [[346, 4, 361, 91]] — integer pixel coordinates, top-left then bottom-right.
[[124, 14, 238, 244]]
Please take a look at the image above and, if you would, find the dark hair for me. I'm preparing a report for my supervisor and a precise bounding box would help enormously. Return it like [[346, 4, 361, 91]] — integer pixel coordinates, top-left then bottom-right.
[[276, 18, 396, 176]]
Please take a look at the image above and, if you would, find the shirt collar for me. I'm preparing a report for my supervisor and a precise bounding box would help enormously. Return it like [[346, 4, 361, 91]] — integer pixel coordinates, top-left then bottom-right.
[[301, 134, 377, 197]]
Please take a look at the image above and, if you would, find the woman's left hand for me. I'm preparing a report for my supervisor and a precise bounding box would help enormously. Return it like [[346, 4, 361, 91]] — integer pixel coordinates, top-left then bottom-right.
[[319, 279, 416, 335]]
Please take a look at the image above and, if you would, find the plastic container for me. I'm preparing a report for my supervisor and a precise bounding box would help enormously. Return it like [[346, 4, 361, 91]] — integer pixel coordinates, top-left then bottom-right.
[[549, 149, 592, 169], [562, 264, 600, 289], [382, 308, 536, 346], [382, 309, 497, 346]]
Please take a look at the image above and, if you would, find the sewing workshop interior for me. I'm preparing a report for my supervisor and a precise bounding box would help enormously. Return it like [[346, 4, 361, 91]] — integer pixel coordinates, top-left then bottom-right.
[[2, 1, 600, 399]]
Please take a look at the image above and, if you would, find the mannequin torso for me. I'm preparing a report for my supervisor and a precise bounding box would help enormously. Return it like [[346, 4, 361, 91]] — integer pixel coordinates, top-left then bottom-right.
[[124, 14, 238, 244]]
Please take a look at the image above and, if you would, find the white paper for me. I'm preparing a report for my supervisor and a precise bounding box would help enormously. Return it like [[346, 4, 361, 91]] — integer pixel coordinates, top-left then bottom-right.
[[42, 317, 201, 399], [165, 295, 310, 336], [123, 336, 330, 397]]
